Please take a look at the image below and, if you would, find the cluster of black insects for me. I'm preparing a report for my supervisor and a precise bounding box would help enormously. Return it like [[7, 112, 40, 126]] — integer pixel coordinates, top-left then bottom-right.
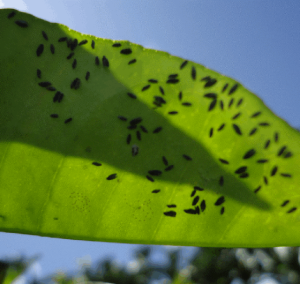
[[8, 9, 297, 217]]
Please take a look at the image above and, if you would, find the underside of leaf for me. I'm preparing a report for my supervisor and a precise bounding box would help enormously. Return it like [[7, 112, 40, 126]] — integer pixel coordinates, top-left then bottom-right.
[[0, 9, 299, 247]]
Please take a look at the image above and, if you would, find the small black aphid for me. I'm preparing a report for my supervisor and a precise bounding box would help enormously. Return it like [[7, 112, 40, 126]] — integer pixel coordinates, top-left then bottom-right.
[[194, 186, 204, 191], [39, 81, 51, 87], [195, 206, 200, 215], [15, 20, 28, 27], [278, 146, 287, 156], [284, 152, 292, 158], [120, 48, 132, 55], [67, 52, 74, 59], [164, 211, 176, 217], [235, 166, 247, 174], [215, 196, 225, 206], [219, 176, 224, 186], [204, 78, 217, 88], [165, 165, 174, 171], [66, 39, 73, 48], [118, 115, 127, 121], [249, 128, 257, 136], [228, 84, 238, 95], [219, 159, 229, 164], [107, 174, 117, 180], [153, 127, 162, 133], [126, 134, 131, 144], [208, 100, 217, 111], [191, 189, 196, 197], [85, 71, 90, 81], [167, 205, 177, 208], [228, 98, 234, 108], [274, 132, 279, 142], [167, 78, 179, 84], [192, 196, 200, 206], [70, 39, 78, 51], [191, 66, 196, 80], [127, 125, 136, 130], [222, 83, 228, 92], [201, 200, 206, 212], [130, 117, 142, 125], [57, 92, 64, 103], [58, 37, 67, 42], [64, 118, 72, 124], [148, 79, 158, 83], [112, 43, 121, 47], [142, 85, 150, 91], [136, 131, 141, 141], [8, 11, 16, 19], [218, 123, 225, 131], [264, 176, 268, 185], [183, 154, 192, 161], [201, 76, 211, 81], [95, 56, 100, 66], [270, 166, 278, 176], [232, 112, 241, 120], [140, 125, 148, 133], [178, 91, 182, 100], [132, 144, 139, 157], [168, 74, 178, 78], [281, 173, 292, 178], [287, 207, 297, 214], [162, 156, 168, 166], [180, 60, 188, 69], [168, 111, 178, 115], [257, 159, 268, 163], [204, 93, 217, 99], [232, 124, 242, 135], [102, 56, 109, 67], [281, 200, 290, 207], [78, 39, 88, 45], [254, 186, 261, 193], [159, 86, 165, 95], [209, 128, 213, 138], [50, 114, 58, 118], [37, 69, 41, 79], [146, 175, 154, 182], [50, 44, 55, 54], [184, 209, 197, 215], [220, 207, 225, 215], [91, 40, 95, 49], [53, 91, 63, 103], [72, 59, 77, 69], [148, 170, 162, 176], [237, 98, 243, 107], [264, 139, 271, 149], [182, 102, 192, 106], [42, 31, 48, 40], [127, 92, 137, 99], [128, 59, 137, 64], [47, 86, 56, 91], [36, 44, 44, 57], [243, 149, 256, 159], [152, 189, 160, 193], [92, 162, 102, 166], [239, 173, 249, 178], [70, 78, 80, 89], [251, 111, 262, 118], [259, 122, 270, 126]]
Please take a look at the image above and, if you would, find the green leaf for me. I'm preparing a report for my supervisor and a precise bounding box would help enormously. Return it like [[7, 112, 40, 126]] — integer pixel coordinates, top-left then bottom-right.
[[0, 9, 299, 247]]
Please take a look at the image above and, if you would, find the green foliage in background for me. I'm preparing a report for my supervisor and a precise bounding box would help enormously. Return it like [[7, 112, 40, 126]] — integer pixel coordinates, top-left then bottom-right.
[[0, 9, 299, 247]]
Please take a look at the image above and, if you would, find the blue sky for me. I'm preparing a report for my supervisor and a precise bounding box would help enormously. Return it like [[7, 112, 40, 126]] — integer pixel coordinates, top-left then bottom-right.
[[0, 0, 299, 281]]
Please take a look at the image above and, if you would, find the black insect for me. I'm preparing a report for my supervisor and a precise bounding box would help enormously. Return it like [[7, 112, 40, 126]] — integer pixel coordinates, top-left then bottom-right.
[[281, 200, 290, 207], [120, 48, 132, 55], [243, 149, 256, 159], [249, 128, 257, 136], [218, 124, 225, 131], [36, 44, 44, 57], [72, 59, 77, 69], [281, 173, 292, 177], [140, 125, 148, 133], [183, 154, 192, 161], [47, 86, 56, 91], [191, 189, 196, 197], [167, 205, 177, 208], [42, 31, 48, 40], [85, 71, 90, 81], [209, 128, 213, 137], [165, 165, 174, 171], [95, 56, 100, 66], [50, 44, 55, 54], [257, 159, 268, 163], [168, 111, 178, 115], [126, 134, 131, 144], [153, 127, 162, 133], [37, 69, 41, 79], [232, 124, 242, 135], [254, 186, 261, 193], [235, 166, 247, 174], [220, 207, 225, 215], [219, 176, 224, 186], [278, 146, 287, 156], [58, 37, 67, 42], [204, 93, 217, 99], [118, 115, 127, 121], [194, 186, 204, 191], [128, 59, 136, 64], [239, 173, 249, 178], [91, 40, 95, 49], [237, 98, 243, 107], [142, 85, 150, 91], [152, 189, 161, 193], [70, 39, 78, 51], [228, 84, 238, 95], [92, 162, 102, 166], [184, 209, 197, 215], [78, 39, 88, 45], [70, 78, 80, 89], [64, 118, 72, 124], [148, 79, 158, 83], [164, 211, 176, 217], [162, 156, 168, 166], [107, 174, 117, 180], [259, 122, 270, 126], [7, 11, 16, 19], [192, 196, 199, 206], [148, 170, 162, 176], [53, 91, 64, 103], [146, 175, 154, 182], [228, 98, 234, 108], [264, 176, 268, 185], [222, 83, 228, 92], [136, 131, 141, 141], [274, 132, 279, 142], [264, 140, 271, 149], [271, 166, 278, 176], [132, 145, 139, 157], [67, 52, 75, 60], [215, 196, 225, 206], [39, 81, 52, 87], [112, 43, 121, 47], [159, 86, 165, 95], [284, 152, 292, 158], [166, 78, 179, 84], [15, 20, 28, 27], [208, 100, 217, 111], [178, 92, 182, 100], [232, 112, 241, 120], [50, 114, 58, 118], [127, 92, 137, 99], [287, 207, 297, 214], [182, 102, 192, 106], [102, 56, 109, 67], [130, 117, 142, 125], [204, 78, 217, 88], [180, 60, 188, 69], [200, 200, 206, 212], [219, 159, 229, 164], [251, 111, 261, 118]]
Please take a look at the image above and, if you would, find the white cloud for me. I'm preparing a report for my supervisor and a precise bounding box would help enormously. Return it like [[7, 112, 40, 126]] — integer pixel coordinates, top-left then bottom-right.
[[1, 0, 28, 11]]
